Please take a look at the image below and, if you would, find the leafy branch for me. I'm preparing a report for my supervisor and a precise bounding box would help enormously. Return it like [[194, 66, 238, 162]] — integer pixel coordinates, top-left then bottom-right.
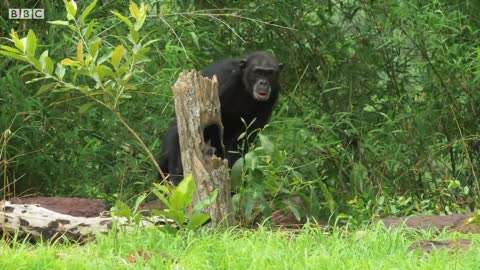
[[0, 0, 166, 181]]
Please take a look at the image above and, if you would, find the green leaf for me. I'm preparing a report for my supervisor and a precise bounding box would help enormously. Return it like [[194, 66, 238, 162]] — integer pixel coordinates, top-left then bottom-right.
[[21, 70, 42, 77], [133, 213, 142, 225], [130, 28, 140, 44], [39, 50, 54, 75], [27, 55, 42, 71], [36, 82, 56, 95], [79, 102, 96, 113], [230, 159, 244, 191], [39, 50, 48, 62], [165, 209, 186, 225], [258, 134, 274, 153], [133, 3, 147, 31], [231, 193, 241, 210], [82, 20, 95, 40], [285, 199, 303, 221], [169, 174, 195, 210], [157, 225, 178, 235], [193, 189, 218, 213], [190, 32, 200, 49], [187, 213, 210, 230], [60, 58, 80, 66], [111, 45, 125, 68], [64, 0, 77, 21], [20, 37, 28, 54], [152, 190, 170, 209], [41, 52, 54, 74], [55, 63, 66, 80], [89, 73, 102, 89], [97, 51, 112, 65], [0, 50, 27, 62], [244, 152, 258, 170], [85, 54, 93, 65], [132, 44, 142, 55], [237, 131, 246, 140], [89, 38, 102, 60], [0, 45, 21, 54], [47, 20, 69, 26], [129, 1, 140, 19], [243, 193, 255, 218], [111, 11, 133, 29], [79, 0, 97, 25], [77, 86, 90, 94], [150, 209, 164, 217], [111, 200, 132, 218], [133, 193, 148, 213], [9, 30, 24, 52], [319, 179, 335, 214], [142, 38, 161, 48], [26, 77, 50, 84], [152, 183, 172, 196], [76, 40, 83, 62], [94, 65, 115, 79], [53, 87, 74, 92]]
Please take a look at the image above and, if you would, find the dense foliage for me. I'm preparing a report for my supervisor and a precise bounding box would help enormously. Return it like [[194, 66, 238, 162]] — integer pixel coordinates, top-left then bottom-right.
[[1, 0, 480, 223]]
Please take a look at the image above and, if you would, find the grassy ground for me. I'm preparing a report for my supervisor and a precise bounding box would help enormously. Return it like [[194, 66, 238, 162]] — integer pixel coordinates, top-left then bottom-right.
[[0, 224, 478, 269]]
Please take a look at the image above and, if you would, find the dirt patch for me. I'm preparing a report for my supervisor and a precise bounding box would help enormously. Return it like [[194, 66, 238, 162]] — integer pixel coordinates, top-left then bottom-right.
[[139, 200, 166, 213], [378, 214, 480, 233], [127, 249, 172, 264], [271, 196, 306, 229], [9, 197, 108, 217], [378, 214, 479, 253], [408, 239, 472, 253]]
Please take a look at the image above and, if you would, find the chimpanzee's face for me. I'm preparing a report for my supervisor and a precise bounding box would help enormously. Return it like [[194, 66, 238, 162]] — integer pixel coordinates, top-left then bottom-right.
[[240, 52, 283, 102]]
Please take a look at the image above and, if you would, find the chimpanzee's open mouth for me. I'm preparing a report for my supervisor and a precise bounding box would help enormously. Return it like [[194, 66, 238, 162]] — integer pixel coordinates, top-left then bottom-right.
[[254, 89, 270, 101]]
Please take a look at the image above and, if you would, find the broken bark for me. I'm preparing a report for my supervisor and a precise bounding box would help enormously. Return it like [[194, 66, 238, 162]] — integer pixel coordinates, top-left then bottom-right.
[[172, 71, 235, 227]]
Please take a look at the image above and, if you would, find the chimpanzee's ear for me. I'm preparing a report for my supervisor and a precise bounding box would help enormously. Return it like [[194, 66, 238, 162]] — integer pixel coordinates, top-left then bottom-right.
[[239, 59, 247, 69], [278, 63, 284, 72]]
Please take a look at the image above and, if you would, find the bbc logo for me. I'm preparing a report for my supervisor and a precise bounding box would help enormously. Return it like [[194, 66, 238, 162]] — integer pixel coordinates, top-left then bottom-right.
[[9, 9, 45, 19]]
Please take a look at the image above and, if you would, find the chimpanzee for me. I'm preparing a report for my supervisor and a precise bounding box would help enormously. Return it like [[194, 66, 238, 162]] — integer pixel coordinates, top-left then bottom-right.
[[159, 51, 283, 185]]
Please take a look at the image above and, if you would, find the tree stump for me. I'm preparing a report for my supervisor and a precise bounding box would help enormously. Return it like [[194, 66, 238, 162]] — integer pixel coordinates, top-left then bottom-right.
[[172, 71, 235, 227]]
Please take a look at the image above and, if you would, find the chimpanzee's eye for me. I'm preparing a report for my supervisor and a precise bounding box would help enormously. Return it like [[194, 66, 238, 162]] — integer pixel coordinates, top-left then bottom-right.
[[253, 68, 263, 75], [254, 69, 272, 77]]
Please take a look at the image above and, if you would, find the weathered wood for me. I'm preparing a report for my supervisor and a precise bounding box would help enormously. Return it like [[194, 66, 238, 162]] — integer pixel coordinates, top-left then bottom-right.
[[172, 71, 235, 227], [0, 201, 168, 242]]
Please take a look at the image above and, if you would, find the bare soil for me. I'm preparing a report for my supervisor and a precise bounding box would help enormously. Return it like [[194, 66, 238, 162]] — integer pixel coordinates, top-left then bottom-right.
[[8, 197, 108, 217]]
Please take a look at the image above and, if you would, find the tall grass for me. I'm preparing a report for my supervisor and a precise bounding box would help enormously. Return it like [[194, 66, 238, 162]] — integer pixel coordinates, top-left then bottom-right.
[[0, 225, 478, 269]]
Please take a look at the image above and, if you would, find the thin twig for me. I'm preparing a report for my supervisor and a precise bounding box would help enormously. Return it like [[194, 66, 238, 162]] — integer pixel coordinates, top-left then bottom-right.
[[112, 109, 168, 183]]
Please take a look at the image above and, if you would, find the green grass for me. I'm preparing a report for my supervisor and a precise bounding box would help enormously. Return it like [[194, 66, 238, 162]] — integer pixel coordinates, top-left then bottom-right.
[[0, 224, 478, 269]]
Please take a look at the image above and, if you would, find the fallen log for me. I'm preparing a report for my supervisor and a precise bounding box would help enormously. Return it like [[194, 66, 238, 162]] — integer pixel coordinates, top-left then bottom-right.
[[0, 200, 170, 242]]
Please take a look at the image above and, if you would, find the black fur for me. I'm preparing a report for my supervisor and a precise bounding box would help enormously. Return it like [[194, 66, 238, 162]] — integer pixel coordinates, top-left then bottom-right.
[[159, 51, 282, 184]]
